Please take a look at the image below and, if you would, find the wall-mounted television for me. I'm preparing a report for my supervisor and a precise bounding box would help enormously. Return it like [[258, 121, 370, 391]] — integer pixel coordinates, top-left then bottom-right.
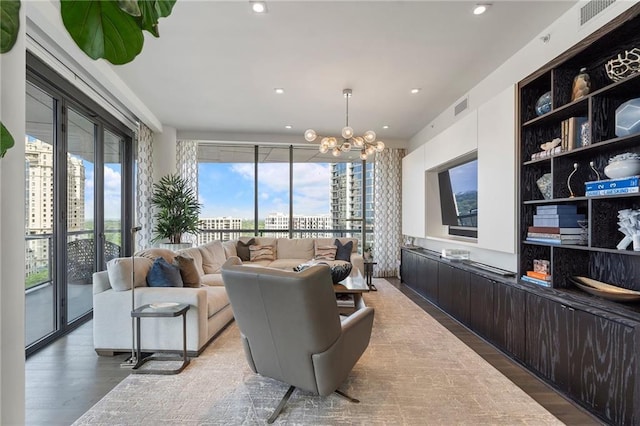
[[438, 158, 478, 238]]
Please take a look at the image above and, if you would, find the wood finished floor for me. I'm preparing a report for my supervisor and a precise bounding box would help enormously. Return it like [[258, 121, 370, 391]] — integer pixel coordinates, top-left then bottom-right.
[[25, 278, 601, 425]]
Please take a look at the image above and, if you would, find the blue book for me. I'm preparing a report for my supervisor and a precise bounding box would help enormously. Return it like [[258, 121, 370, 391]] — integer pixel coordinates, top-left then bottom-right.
[[585, 176, 639, 191], [521, 275, 551, 287], [585, 187, 639, 196], [526, 237, 582, 245], [533, 214, 585, 227], [536, 205, 577, 214]]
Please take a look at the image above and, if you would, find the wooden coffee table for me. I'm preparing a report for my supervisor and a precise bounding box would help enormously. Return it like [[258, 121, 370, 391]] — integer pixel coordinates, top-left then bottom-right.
[[334, 272, 369, 311]]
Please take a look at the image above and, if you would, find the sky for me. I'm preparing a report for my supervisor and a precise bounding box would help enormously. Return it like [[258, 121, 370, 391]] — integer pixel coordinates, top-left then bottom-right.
[[198, 162, 332, 219], [448, 159, 478, 194]]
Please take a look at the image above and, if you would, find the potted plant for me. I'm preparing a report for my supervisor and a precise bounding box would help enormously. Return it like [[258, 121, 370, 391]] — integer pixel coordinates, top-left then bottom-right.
[[363, 244, 373, 260], [150, 173, 202, 248]]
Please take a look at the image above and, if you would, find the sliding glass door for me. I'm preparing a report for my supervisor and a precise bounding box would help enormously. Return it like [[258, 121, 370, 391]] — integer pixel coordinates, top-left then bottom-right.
[[25, 55, 133, 355]]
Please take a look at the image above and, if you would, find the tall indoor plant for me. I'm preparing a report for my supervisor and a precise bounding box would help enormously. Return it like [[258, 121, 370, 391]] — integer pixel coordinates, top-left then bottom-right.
[[150, 173, 201, 245]]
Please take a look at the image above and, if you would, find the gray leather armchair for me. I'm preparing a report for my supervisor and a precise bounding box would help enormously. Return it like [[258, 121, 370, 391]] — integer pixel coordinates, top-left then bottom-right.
[[221, 256, 374, 423]]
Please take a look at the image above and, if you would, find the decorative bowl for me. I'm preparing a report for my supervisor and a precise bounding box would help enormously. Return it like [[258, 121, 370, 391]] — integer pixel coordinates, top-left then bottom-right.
[[605, 48, 640, 82], [604, 159, 640, 179], [615, 98, 640, 137], [535, 91, 552, 116], [570, 276, 640, 302], [330, 263, 352, 283]]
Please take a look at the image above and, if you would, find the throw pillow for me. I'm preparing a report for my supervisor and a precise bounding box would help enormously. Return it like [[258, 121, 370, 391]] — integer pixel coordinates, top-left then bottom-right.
[[147, 257, 184, 287], [249, 244, 275, 261], [315, 245, 337, 261], [173, 254, 201, 288], [106, 257, 153, 291], [334, 239, 353, 262], [236, 238, 255, 261]]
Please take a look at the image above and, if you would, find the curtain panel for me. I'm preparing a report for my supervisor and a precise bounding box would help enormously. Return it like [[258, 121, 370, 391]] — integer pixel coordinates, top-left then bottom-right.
[[373, 148, 405, 278], [176, 140, 199, 245], [136, 122, 154, 250]]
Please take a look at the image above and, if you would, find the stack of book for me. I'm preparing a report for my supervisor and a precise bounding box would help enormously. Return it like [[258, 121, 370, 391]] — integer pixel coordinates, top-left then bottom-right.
[[520, 259, 551, 287], [585, 175, 639, 196], [560, 116, 588, 151], [531, 204, 584, 228]]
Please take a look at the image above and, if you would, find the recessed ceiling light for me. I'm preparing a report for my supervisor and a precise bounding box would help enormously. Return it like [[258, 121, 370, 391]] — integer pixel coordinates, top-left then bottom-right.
[[250, 1, 267, 14], [382, 125, 390, 129], [410, 88, 421, 94], [274, 88, 284, 94], [285, 125, 292, 129], [473, 4, 491, 15]]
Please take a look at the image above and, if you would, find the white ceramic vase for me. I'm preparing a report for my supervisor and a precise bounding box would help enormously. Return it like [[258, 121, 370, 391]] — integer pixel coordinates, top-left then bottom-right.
[[604, 159, 640, 179]]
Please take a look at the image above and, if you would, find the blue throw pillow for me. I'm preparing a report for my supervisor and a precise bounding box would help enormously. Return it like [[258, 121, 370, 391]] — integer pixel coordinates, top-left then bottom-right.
[[147, 257, 184, 287], [334, 239, 353, 262]]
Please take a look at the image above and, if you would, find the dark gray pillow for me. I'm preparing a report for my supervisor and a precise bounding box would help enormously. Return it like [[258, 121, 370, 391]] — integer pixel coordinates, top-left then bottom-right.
[[334, 239, 353, 262], [236, 238, 255, 262], [147, 257, 184, 287]]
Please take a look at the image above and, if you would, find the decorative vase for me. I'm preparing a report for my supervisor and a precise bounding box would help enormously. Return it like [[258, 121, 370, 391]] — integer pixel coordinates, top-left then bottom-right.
[[536, 173, 552, 200], [571, 68, 591, 101], [535, 91, 552, 116], [580, 121, 591, 147]]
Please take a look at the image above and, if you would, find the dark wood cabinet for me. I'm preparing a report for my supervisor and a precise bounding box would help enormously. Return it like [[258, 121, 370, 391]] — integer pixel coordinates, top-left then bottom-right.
[[492, 281, 526, 361], [572, 309, 638, 425], [468, 275, 494, 340], [525, 293, 572, 392], [402, 247, 640, 423]]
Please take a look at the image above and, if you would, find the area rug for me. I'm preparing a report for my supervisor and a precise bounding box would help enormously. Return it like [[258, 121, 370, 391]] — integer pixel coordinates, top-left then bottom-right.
[[73, 279, 562, 425]]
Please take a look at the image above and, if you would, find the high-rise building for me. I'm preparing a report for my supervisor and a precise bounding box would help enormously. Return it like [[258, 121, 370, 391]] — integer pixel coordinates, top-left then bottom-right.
[[264, 212, 333, 238], [198, 216, 243, 244], [330, 162, 374, 242], [25, 138, 85, 275]]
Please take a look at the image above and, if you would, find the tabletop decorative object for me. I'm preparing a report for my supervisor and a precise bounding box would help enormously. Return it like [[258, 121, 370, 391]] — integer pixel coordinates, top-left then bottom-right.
[[536, 173, 552, 200], [535, 91, 552, 116], [567, 163, 579, 198], [572, 68, 591, 101], [604, 152, 640, 179], [617, 208, 640, 251]]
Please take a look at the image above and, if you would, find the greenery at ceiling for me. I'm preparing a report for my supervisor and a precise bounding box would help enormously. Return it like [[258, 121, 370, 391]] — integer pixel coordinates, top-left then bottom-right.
[[150, 174, 202, 244], [0, 0, 176, 158]]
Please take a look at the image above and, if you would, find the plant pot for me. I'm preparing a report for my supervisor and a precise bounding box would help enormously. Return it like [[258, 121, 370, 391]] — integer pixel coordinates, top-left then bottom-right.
[[157, 243, 193, 251]]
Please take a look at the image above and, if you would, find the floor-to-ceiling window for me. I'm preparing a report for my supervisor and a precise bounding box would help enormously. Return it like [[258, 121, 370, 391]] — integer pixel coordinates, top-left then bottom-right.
[[25, 54, 133, 355], [197, 144, 373, 248]]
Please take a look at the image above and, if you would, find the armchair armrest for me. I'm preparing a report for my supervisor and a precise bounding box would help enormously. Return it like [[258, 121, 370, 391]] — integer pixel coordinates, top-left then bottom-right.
[[312, 306, 374, 395]]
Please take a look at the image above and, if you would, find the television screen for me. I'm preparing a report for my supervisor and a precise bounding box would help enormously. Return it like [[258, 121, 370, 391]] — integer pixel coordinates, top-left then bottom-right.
[[438, 159, 478, 237]]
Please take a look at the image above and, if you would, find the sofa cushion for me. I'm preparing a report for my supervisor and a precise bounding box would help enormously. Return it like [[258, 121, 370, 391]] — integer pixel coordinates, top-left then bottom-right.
[[203, 286, 230, 318], [236, 238, 255, 261], [334, 239, 353, 262], [255, 237, 277, 257], [249, 244, 275, 261], [222, 240, 237, 258], [135, 248, 176, 264], [200, 273, 225, 287], [173, 254, 201, 288], [199, 241, 227, 274], [147, 257, 184, 287], [176, 247, 205, 275], [315, 245, 337, 261], [106, 257, 153, 291], [277, 238, 314, 260]]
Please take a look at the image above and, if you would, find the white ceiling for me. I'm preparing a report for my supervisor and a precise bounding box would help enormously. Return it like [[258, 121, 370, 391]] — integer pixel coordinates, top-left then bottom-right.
[[109, 1, 577, 144]]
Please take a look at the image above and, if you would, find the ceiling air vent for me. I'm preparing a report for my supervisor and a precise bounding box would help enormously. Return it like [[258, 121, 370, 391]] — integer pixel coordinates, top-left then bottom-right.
[[454, 98, 468, 116], [580, 0, 616, 26]]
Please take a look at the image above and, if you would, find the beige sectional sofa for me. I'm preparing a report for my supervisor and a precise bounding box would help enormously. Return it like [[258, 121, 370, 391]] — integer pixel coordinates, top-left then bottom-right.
[[93, 237, 362, 356]]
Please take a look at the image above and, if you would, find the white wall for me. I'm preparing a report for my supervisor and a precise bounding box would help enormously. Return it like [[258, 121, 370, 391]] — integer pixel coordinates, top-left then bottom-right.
[[153, 126, 178, 182], [0, 3, 26, 423], [405, 1, 638, 272]]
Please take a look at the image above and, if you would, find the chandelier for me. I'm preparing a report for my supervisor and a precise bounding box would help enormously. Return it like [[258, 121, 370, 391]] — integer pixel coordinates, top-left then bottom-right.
[[304, 88, 385, 160]]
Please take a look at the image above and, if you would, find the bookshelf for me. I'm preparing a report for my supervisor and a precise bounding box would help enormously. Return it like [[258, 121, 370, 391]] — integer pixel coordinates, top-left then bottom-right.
[[518, 6, 640, 293]]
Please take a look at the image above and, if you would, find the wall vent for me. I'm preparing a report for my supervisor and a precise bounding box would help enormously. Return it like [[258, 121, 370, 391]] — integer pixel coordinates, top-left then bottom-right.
[[454, 98, 468, 116], [580, 0, 616, 26]]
